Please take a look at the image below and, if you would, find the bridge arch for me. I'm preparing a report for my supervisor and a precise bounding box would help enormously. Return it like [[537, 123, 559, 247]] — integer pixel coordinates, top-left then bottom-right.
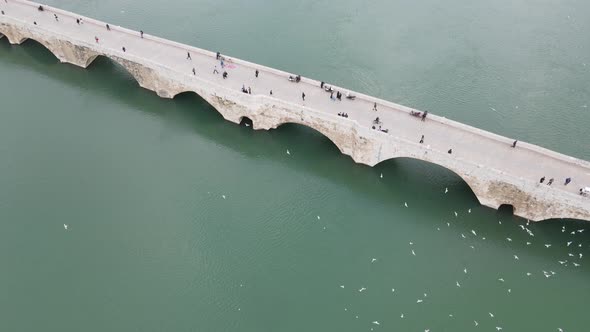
[[374, 154, 483, 204], [272, 120, 348, 155]]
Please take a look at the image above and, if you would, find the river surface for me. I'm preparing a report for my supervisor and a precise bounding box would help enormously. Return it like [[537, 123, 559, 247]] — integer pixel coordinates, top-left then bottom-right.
[[1, 0, 590, 331]]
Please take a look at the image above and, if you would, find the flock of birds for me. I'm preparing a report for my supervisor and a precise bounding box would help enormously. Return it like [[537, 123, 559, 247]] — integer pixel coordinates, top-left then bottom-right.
[[59, 149, 587, 331]]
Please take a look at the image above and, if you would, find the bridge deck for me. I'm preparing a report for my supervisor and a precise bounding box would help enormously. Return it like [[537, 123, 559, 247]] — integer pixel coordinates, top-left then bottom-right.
[[1, 0, 590, 216]]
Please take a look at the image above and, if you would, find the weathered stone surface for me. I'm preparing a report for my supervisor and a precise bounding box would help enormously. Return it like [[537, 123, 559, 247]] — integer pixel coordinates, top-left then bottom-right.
[[1, 0, 589, 222]]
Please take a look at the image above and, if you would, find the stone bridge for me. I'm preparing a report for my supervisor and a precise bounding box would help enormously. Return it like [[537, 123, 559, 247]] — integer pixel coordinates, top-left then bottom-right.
[[1, 0, 589, 221]]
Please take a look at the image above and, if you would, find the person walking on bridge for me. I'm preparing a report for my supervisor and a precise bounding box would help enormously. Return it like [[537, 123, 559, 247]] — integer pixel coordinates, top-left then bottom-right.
[[565, 177, 572, 185], [373, 102, 378, 111], [302, 92, 306, 101], [548, 178, 554, 185], [540, 176, 545, 184], [54, 14, 59, 22], [512, 140, 518, 148], [106, 24, 111, 31], [140, 30, 144, 38], [255, 70, 259, 78], [420, 135, 424, 144], [187, 51, 192, 60], [192, 68, 196, 75]]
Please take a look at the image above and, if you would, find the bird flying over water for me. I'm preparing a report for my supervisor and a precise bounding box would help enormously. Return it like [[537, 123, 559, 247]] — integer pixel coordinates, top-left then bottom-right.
[[63, 224, 68, 230], [286, 149, 290, 155], [404, 202, 408, 208]]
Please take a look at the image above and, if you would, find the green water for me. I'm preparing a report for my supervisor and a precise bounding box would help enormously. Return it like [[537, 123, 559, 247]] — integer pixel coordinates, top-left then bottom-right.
[[1, 0, 589, 331]]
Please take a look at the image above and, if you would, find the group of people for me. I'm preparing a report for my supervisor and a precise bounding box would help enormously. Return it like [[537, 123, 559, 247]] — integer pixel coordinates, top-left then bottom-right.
[[539, 176, 571, 186], [338, 112, 349, 118]]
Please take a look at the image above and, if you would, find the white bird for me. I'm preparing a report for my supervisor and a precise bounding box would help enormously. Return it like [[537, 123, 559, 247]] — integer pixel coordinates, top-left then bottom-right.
[[447, 222, 450, 227], [456, 281, 461, 287], [496, 327, 503, 331], [411, 249, 416, 256], [380, 173, 383, 178], [558, 328, 563, 332], [222, 195, 226, 199], [498, 278, 505, 282], [317, 215, 320, 220], [400, 313, 404, 318], [372, 321, 380, 325], [404, 202, 408, 208], [506, 238, 512, 242], [489, 312, 495, 318], [474, 321, 479, 326], [359, 287, 366, 292], [471, 230, 477, 236], [498, 220, 502, 224], [567, 241, 573, 246], [526, 272, 532, 276], [508, 288, 511, 293], [454, 211, 458, 217], [527, 242, 531, 245], [558, 261, 567, 265], [514, 255, 519, 260], [577, 229, 584, 233], [569, 253, 575, 257], [409, 241, 414, 245], [574, 262, 581, 267], [286, 149, 290, 155], [445, 187, 448, 193], [371, 258, 377, 263], [63, 224, 68, 230], [468, 208, 471, 213], [519, 225, 525, 230], [580, 253, 583, 259], [461, 234, 466, 239], [245, 123, 250, 127], [392, 288, 395, 293], [417, 299, 423, 303], [464, 268, 468, 274], [340, 285, 345, 288], [545, 244, 552, 248], [424, 293, 428, 297]]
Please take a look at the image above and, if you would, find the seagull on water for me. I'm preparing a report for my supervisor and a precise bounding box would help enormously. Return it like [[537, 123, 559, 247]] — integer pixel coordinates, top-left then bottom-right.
[[404, 202, 408, 208], [372, 321, 380, 325], [471, 230, 477, 236], [567, 241, 573, 247], [474, 321, 479, 326], [456, 281, 461, 287], [417, 299, 423, 303], [317, 215, 320, 220], [545, 244, 552, 248], [411, 249, 416, 256], [359, 287, 366, 292], [371, 258, 377, 263], [574, 262, 581, 267], [514, 255, 519, 260], [380, 173, 383, 178], [506, 237, 512, 242], [498, 278, 505, 282], [454, 211, 458, 217], [445, 187, 448, 194], [222, 195, 226, 199], [468, 208, 471, 213], [464, 268, 468, 274], [400, 313, 404, 318], [489, 312, 495, 318], [340, 285, 345, 288], [286, 149, 290, 155], [496, 327, 503, 331], [63, 224, 68, 230]]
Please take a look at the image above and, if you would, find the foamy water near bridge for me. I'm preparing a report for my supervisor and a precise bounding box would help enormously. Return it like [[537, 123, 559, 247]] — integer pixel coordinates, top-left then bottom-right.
[[1, 0, 589, 221]]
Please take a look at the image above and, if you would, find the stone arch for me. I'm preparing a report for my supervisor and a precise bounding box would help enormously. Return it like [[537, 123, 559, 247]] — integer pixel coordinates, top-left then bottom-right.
[[375, 154, 483, 204], [103, 55, 190, 98], [273, 120, 348, 154]]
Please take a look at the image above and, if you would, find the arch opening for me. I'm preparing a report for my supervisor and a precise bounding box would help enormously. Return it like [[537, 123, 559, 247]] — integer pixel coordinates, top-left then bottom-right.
[[497, 204, 516, 220], [239, 116, 253, 128], [274, 122, 345, 155], [86, 55, 142, 87], [374, 156, 479, 204], [15, 38, 60, 65]]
